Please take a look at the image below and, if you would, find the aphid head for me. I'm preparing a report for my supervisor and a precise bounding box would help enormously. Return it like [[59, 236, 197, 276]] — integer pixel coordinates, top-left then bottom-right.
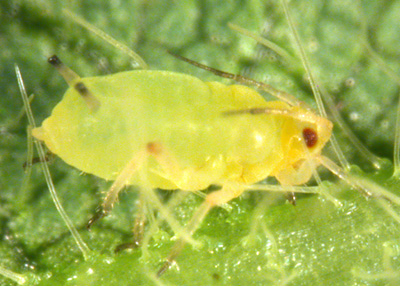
[[283, 106, 333, 150], [275, 108, 333, 185], [303, 113, 333, 153]]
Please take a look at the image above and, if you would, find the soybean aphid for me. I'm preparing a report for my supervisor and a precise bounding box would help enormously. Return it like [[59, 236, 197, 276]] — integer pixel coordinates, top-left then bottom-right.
[[30, 1, 343, 274], [30, 1, 399, 278], [4, 1, 400, 284]]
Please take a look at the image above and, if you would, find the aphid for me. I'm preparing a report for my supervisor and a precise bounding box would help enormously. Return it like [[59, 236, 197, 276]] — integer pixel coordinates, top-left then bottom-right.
[[7, 0, 400, 284], [23, 1, 400, 278], [20, 7, 342, 278], [33, 47, 334, 271]]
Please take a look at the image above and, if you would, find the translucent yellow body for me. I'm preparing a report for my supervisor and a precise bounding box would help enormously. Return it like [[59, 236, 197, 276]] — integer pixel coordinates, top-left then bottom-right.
[[33, 69, 332, 191]]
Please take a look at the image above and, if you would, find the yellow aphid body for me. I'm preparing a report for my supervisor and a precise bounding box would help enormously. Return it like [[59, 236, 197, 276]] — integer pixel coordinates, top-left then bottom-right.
[[9, 2, 400, 284], [30, 54, 334, 274], [33, 69, 332, 194], [26, 3, 338, 275]]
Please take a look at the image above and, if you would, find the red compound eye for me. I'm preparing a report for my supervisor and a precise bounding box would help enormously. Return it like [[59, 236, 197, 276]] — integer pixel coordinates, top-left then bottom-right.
[[303, 128, 318, 148]]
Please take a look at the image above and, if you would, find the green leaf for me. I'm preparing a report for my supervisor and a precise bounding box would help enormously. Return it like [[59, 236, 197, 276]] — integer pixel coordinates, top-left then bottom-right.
[[1, 0, 400, 285]]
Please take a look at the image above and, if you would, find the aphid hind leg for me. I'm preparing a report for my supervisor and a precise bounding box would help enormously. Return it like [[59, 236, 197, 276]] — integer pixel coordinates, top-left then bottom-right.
[[286, 192, 296, 206], [132, 195, 147, 246], [87, 148, 148, 230], [157, 182, 245, 276], [115, 194, 147, 252]]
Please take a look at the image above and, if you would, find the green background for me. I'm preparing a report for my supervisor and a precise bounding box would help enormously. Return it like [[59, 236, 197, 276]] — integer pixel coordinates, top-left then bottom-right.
[[1, 0, 400, 285]]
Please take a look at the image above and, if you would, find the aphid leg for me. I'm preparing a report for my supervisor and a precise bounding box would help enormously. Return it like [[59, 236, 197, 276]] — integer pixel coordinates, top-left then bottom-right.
[[22, 151, 54, 170], [317, 155, 372, 197], [88, 142, 191, 245], [142, 192, 191, 260], [95, 142, 199, 251], [115, 194, 147, 252], [114, 242, 135, 253], [87, 148, 148, 230], [157, 182, 245, 276], [48, 55, 100, 112], [278, 164, 314, 207], [168, 52, 300, 107], [132, 196, 147, 246], [286, 192, 296, 206], [319, 155, 400, 224]]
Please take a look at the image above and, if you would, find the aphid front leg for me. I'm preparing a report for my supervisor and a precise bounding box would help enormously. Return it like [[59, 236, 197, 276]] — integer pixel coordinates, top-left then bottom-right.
[[22, 150, 54, 170], [157, 182, 245, 276]]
